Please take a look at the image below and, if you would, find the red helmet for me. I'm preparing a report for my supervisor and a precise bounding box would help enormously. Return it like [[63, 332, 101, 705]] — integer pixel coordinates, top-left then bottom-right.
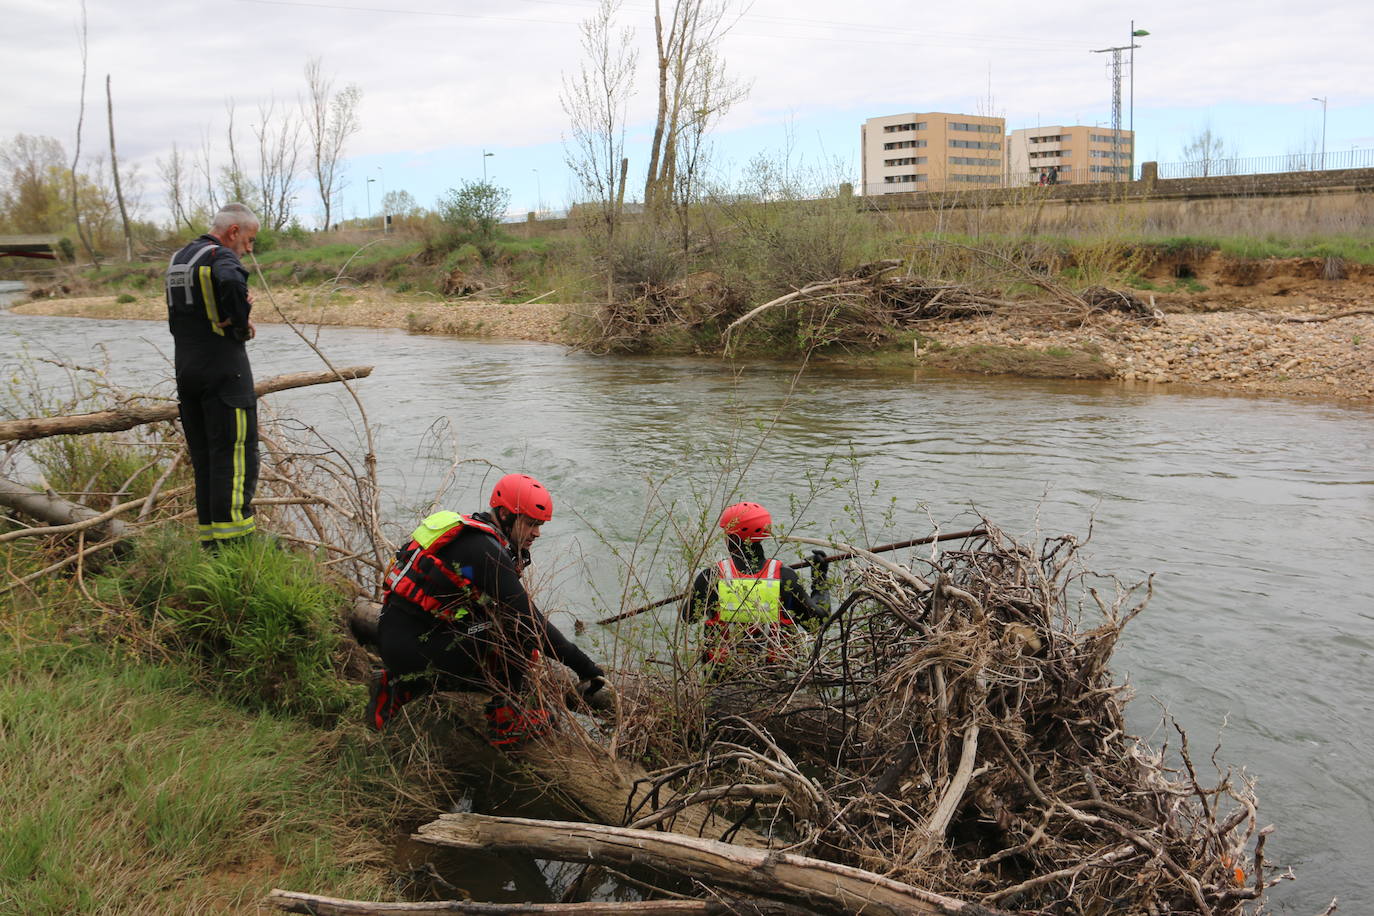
[[718, 502, 772, 541], [490, 473, 554, 522]]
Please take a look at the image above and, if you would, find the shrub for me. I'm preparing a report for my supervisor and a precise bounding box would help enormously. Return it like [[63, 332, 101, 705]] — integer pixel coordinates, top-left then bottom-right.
[[115, 531, 357, 722]]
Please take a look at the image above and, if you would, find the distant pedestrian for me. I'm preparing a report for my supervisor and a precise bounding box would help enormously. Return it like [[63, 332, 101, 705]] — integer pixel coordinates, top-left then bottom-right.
[[165, 203, 261, 549]]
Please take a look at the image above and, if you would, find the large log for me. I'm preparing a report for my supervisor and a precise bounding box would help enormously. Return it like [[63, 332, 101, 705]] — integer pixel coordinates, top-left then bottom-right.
[[414, 814, 1013, 916], [349, 599, 772, 849], [0, 365, 374, 443], [0, 475, 134, 541], [265, 888, 807, 914]]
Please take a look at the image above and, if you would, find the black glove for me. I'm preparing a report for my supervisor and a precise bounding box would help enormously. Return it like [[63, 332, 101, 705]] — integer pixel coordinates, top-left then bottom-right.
[[579, 674, 607, 698], [806, 548, 831, 583]]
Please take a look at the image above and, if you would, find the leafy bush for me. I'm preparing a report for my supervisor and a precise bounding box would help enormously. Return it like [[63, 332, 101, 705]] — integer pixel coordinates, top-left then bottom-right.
[[437, 180, 511, 250]]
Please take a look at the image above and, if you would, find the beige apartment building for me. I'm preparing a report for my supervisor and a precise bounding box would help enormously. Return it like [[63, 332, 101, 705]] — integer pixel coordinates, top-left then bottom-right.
[[861, 112, 1006, 195], [1005, 126, 1134, 185]]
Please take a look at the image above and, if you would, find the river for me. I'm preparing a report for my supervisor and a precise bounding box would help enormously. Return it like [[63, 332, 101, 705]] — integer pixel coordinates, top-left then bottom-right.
[[2, 286, 1369, 913]]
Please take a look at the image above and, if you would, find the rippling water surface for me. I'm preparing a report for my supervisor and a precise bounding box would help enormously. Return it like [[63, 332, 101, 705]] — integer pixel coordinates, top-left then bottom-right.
[[3, 300, 1370, 912]]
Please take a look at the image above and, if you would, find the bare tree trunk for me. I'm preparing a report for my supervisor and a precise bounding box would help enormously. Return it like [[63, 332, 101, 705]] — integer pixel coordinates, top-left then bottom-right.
[[105, 75, 134, 261], [643, 0, 671, 207], [69, 0, 99, 266], [0, 477, 132, 542], [413, 814, 1009, 916], [0, 366, 374, 444], [265, 888, 793, 914]]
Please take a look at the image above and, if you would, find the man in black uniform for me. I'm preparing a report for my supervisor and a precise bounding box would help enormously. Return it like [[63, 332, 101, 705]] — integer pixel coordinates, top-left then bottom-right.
[[165, 203, 260, 548], [366, 473, 610, 744], [681, 501, 831, 673]]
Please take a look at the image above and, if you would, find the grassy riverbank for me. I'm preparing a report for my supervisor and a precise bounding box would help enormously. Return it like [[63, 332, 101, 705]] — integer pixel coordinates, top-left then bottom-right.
[[11, 215, 1374, 401], [0, 424, 468, 913]]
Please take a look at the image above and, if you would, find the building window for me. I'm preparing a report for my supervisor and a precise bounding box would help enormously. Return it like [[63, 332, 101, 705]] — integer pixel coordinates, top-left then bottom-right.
[[884, 156, 928, 166], [1028, 149, 1069, 159], [1090, 165, 1130, 175], [950, 139, 1001, 150], [1090, 149, 1131, 160], [883, 173, 927, 183], [883, 121, 927, 133], [949, 173, 1000, 183], [950, 156, 1000, 167], [950, 122, 1001, 133], [883, 139, 927, 150], [1029, 134, 1069, 144], [1090, 133, 1131, 146]]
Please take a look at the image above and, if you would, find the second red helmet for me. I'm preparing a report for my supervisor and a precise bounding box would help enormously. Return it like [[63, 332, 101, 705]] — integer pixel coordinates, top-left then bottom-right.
[[490, 473, 554, 522], [718, 501, 772, 541]]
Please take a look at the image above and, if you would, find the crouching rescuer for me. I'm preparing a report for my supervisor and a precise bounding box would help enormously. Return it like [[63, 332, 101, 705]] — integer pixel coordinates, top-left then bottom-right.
[[366, 473, 610, 745]]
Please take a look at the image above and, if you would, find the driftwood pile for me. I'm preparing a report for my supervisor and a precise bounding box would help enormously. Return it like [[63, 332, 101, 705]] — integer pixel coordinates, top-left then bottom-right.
[[591, 525, 1278, 914], [581, 255, 1163, 354]]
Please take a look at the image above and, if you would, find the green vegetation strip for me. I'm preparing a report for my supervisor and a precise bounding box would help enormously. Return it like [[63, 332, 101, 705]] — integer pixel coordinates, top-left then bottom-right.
[[0, 530, 404, 914]]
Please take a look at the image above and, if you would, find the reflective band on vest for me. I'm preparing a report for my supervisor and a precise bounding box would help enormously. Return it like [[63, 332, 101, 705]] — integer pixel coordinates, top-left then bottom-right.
[[382, 512, 507, 621], [712, 557, 785, 626]]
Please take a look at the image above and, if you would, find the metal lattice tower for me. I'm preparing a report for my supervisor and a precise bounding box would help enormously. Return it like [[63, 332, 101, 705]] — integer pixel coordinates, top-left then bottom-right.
[[1092, 43, 1134, 180]]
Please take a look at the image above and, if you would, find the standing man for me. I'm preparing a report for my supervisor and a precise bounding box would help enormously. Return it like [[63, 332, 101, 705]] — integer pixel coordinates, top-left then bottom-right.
[[165, 203, 261, 549], [366, 473, 611, 745], [681, 501, 831, 674]]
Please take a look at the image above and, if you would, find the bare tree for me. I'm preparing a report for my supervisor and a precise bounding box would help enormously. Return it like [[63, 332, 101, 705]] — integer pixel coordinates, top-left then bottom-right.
[[642, 0, 749, 212], [69, 0, 99, 264], [1181, 124, 1234, 178], [156, 142, 198, 232], [105, 75, 133, 260], [562, 0, 637, 292], [252, 96, 302, 230], [194, 129, 221, 219], [219, 100, 256, 206], [304, 57, 361, 231], [380, 189, 421, 220]]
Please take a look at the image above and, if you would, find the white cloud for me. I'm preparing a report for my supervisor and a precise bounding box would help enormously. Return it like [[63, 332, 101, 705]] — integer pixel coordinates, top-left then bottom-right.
[[3, 0, 1370, 220]]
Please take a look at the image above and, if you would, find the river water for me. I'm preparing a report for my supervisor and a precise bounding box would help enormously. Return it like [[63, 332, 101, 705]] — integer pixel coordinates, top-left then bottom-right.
[[2, 285, 1369, 913]]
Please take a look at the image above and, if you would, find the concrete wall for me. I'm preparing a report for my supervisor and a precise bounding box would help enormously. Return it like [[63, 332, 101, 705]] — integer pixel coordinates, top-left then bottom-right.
[[862, 166, 1374, 237]]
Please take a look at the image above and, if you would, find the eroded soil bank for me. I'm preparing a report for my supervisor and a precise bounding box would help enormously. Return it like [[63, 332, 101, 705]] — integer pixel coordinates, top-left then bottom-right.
[[10, 251, 1373, 402]]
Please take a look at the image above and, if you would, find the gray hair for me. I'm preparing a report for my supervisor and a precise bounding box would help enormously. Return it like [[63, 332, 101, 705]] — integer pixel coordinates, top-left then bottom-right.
[[210, 202, 260, 234]]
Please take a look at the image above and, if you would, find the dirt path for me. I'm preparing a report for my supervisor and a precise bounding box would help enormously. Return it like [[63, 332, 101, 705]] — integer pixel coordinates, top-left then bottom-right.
[[11, 265, 1373, 402]]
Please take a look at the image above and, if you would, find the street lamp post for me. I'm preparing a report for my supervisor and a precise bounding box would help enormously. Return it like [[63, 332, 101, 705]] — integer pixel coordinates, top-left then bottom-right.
[[1130, 23, 1149, 178], [376, 166, 386, 233], [366, 177, 375, 228], [482, 150, 494, 183], [1311, 97, 1327, 170]]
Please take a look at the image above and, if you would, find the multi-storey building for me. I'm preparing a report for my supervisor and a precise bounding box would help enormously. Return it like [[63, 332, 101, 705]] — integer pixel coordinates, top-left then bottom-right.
[[1005, 126, 1134, 185], [861, 112, 1006, 194]]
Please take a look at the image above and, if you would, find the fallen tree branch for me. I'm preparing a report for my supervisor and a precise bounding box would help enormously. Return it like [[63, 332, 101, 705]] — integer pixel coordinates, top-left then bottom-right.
[[413, 813, 1012, 916], [0, 366, 374, 443], [265, 888, 777, 914], [1281, 308, 1374, 323]]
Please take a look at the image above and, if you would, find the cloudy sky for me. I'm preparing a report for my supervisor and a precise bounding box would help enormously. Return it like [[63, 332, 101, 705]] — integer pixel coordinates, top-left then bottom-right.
[[4, 0, 1372, 226]]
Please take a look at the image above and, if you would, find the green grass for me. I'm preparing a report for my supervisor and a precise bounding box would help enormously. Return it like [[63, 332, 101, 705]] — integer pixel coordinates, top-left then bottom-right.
[[96, 530, 360, 722], [0, 627, 391, 914]]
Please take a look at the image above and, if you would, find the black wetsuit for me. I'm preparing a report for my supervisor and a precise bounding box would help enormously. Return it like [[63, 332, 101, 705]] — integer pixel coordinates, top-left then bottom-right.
[[166, 234, 258, 545], [376, 511, 602, 703]]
